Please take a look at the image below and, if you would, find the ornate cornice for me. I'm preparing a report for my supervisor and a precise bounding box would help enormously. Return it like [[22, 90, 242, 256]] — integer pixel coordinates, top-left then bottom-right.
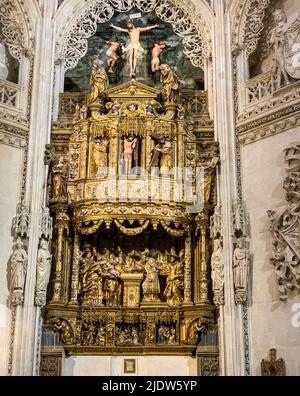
[[237, 102, 300, 145], [0, 122, 27, 148]]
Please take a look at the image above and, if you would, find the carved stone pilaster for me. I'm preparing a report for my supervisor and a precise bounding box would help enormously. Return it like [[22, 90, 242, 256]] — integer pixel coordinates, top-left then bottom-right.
[[267, 142, 300, 301], [196, 347, 219, 376], [69, 230, 80, 305]]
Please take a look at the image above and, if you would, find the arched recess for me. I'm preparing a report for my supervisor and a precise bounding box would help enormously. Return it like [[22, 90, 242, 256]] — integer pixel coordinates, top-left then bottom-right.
[[228, 0, 273, 113], [53, 0, 214, 119], [0, 0, 41, 116]]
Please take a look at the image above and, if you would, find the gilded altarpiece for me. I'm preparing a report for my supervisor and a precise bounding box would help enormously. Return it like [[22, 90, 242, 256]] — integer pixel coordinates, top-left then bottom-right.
[[43, 76, 218, 361]]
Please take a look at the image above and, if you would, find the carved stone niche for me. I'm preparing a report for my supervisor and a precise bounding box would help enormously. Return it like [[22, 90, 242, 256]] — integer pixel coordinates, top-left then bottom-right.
[[40, 347, 65, 376], [196, 346, 219, 376]]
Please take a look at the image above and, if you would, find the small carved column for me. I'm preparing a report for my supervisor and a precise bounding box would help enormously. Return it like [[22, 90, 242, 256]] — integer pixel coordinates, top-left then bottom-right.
[[199, 224, 209, 303], [183, 230, 193, 305], [177, 121, 185, 170], [108, 122, 119, 173], [196, 211, 210, 304], [194, 232, 201, 304], [51, 209, 69, 302], [69, 229, 80, 305]]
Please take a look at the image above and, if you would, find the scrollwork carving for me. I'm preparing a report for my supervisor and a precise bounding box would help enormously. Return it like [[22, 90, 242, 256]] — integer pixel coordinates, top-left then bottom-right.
[[267, 143, 300, 301]]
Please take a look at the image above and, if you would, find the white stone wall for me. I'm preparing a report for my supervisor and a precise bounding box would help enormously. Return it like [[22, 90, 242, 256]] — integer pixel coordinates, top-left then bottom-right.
[[0, 142, 24, 375], [241, 129, 300, 376], [63, 355, 197, 376]]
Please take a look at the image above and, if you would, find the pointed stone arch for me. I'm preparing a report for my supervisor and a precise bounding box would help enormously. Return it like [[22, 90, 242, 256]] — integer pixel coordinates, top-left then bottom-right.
[[54, 0, 213, 71], [231, 0, 273, 57], [0, 0, 40, 61]]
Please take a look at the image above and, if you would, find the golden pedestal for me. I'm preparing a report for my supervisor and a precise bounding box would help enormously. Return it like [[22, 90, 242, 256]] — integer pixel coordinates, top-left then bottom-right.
[[121, 272, 144, 308]]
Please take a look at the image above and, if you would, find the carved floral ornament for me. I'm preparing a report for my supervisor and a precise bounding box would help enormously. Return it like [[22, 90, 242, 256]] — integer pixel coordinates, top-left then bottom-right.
[[0, 0, 34, 61], [55, 0, 212, 71], [232, 0, 271, 57], [268, 142, 300, 301]]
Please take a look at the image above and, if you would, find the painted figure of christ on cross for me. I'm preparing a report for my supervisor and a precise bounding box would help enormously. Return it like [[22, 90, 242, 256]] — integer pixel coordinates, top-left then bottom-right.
[[110, 21, 159, 78]]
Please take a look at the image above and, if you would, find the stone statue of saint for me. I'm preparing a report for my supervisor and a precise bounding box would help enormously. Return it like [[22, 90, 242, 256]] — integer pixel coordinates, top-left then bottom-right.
[[35, 238, 52, 305], [11, 237, 27, 293], [110, 21, 159, 78], [51, 155, 69, 200], [88, 60, 108, 106], [123, 134, 138, 174], [270, 10, 290, 88], [159, 64, 181, 102], [92, 137, 109, 177], [211, 239, 224, 293], [233, 238, 249, 290]]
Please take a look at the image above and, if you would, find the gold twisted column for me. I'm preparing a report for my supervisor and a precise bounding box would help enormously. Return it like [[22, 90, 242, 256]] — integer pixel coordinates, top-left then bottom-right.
[[183, 230, 193, 305], [69, 230, 80, 305]]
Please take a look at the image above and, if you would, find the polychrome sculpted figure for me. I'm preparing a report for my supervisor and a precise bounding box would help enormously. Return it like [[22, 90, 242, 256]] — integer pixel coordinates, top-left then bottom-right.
[[163, 248, 183, 306], [92, 137, 109, 177], [233, 238, 249, 290], [11, 237, 27, 294], [51, 156, 69, 200], [79, 246, 104, 305], [123, 134, 138, 174], [110, 100, 121, 115], [166, 327, 177, 345], [110, 21, 159, 78], [80, 104, 88, 119], [151, 42, 167, 73], [160, 139, 172, 176], [270, 10, 290, 88], [106, 40, 123, 73], [53, 319, 73, 344], [177, 103, 186, 119], [88, 60, 108, 106], [142, 250, 161, 302], [159, 64, 181, 102]]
